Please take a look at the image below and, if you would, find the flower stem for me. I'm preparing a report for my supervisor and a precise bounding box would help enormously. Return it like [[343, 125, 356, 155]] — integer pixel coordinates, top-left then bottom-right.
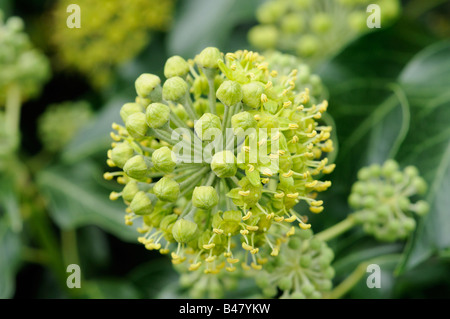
[[207, 77, 217, 115], [5, 85, 21, 151], [325, 261, 370, 299], [315, 215, 356, 242]]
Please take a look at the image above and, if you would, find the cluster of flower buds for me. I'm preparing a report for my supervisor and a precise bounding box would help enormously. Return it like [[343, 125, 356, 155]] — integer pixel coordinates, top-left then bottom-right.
[[52, 0, 174, 87], [349, 160, 429, 242], [248, 0, 400, 63], [38, 101, 92, 152], [105, 47, 335, 274], [178, 263, 242, 298], [255, 229, 334, 299], [264, 51, 326, 102], [0, 10, 50, 105]]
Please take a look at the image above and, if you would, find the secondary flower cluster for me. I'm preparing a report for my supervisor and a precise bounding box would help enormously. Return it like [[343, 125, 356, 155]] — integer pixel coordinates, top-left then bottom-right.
[[52, 0, 175, 87], [248, 0, 400, 63], [38, 100, 92, 152], [349, 160, 429, 242], [0, 10, 50, 105], [105, 47, 335, 274], [255, 229, 334, 299]]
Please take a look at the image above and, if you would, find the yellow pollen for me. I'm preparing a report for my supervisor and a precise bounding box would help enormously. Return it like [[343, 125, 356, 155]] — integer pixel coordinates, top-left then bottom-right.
[[242, 211, 252, 220]]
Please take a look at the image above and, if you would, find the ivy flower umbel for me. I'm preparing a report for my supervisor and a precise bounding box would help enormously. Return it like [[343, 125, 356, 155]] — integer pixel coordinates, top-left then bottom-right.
[[105, 47, 335, 273], [349, 160, 429, 242], [255, 229, 334, 299], [51, 0, 174, 88], [248, 0, 400, 64]]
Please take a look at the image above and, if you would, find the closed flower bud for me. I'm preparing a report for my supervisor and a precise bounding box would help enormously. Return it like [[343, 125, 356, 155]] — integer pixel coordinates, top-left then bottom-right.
[[125, 112, 148, 139], [194, 113, 221, 141], [311, 13, 332, 33], [242, 82, 264, 109], [231, 111, 257, 134], [211, 151, 237, 178], [120, 102, 144, 124], [216, 80, 243, 106], [152, 146, 176, 173], [111, 142, 134, 168], [123, 155, 149, 180], [172, 219, 198, 243], [195, 47, 222, 69], [162, 76, 188, 102], [130, 191, 153, 215], [192, 186, 219, 209], [164, 55, 190, 78], [135, 73, 161, 99], [146, 102, 170, 128], [153, 177, 180, 202], [122, 180, 139, 203], [248, 25, 278, 50], [222, 210, 242, 223], [297, 35, 319, 57]]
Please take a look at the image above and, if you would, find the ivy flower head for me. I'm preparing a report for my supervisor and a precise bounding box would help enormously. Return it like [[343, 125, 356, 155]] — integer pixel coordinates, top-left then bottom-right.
[[105, 47, 336, 274], [248, 0, 401, 64], [349, 160, 429, 242], [52, 0, 175, 88], [255, 229, 334, 299], [0, 11, 50, 105]]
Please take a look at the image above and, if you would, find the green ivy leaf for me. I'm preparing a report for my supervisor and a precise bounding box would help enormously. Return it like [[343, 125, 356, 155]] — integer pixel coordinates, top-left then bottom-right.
[[396, 41, 450, 273], [167, 0, 262, 57], [36, 161, 137, 242]]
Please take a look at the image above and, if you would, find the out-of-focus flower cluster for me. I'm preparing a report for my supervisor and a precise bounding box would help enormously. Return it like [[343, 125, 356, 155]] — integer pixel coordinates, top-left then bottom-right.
[[0, 11, 50, 105], [349, 160, 429, 242], [255, 229, 334, 299], [38, 100, 93, 152], [105, 47, 336, 275], [52, 0, 175, 88], [248, 0, 401, 63]]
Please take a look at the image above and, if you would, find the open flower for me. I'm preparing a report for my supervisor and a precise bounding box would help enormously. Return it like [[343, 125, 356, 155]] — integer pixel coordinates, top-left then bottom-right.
[[105, 47, 335, 273]]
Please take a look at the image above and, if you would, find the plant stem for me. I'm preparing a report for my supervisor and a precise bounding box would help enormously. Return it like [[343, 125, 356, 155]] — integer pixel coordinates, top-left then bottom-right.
[[325, 261, 370, 299], [207, 77, 217, 115], [61, 229, 80, 266], [315, 216, 356, 242], [5, 85, 21, 151]]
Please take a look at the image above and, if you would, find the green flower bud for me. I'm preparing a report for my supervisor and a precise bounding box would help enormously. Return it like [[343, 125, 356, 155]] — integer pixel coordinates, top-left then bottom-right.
[[195, 47, 223, 69], [211, 151, 237, 178], [311, 13, 332, 33], [110, 142, 134, 168], [216, 80, 243, 106], [348, 11, 367, 32], [153, 177, 180, 202], [151, 146, 176, 173], [122, 181, 139, 203], [248, 25, 278, 50], [135, 73, 161, 99], [172, 219, 198, 243], [281, 13, 304, 34], [194, 113, 221, 141], [278, 277, 293, 291], [192, 186, 219, 209], [146, 102, 170, 128], [415, 200, 430, 216], [125, 112, 148, 139], [382, 159, 399, 177], [120, 102, 144, 124], [242, 82, 264, 109], [412, 177, 427, 195], [162, 76, 189, 102], [297, 35, 319, 57], [164, 55, 190, 78], [123, 155, 149, 180], [231, 111, 257, 134], [130, 191, 153, 215]]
